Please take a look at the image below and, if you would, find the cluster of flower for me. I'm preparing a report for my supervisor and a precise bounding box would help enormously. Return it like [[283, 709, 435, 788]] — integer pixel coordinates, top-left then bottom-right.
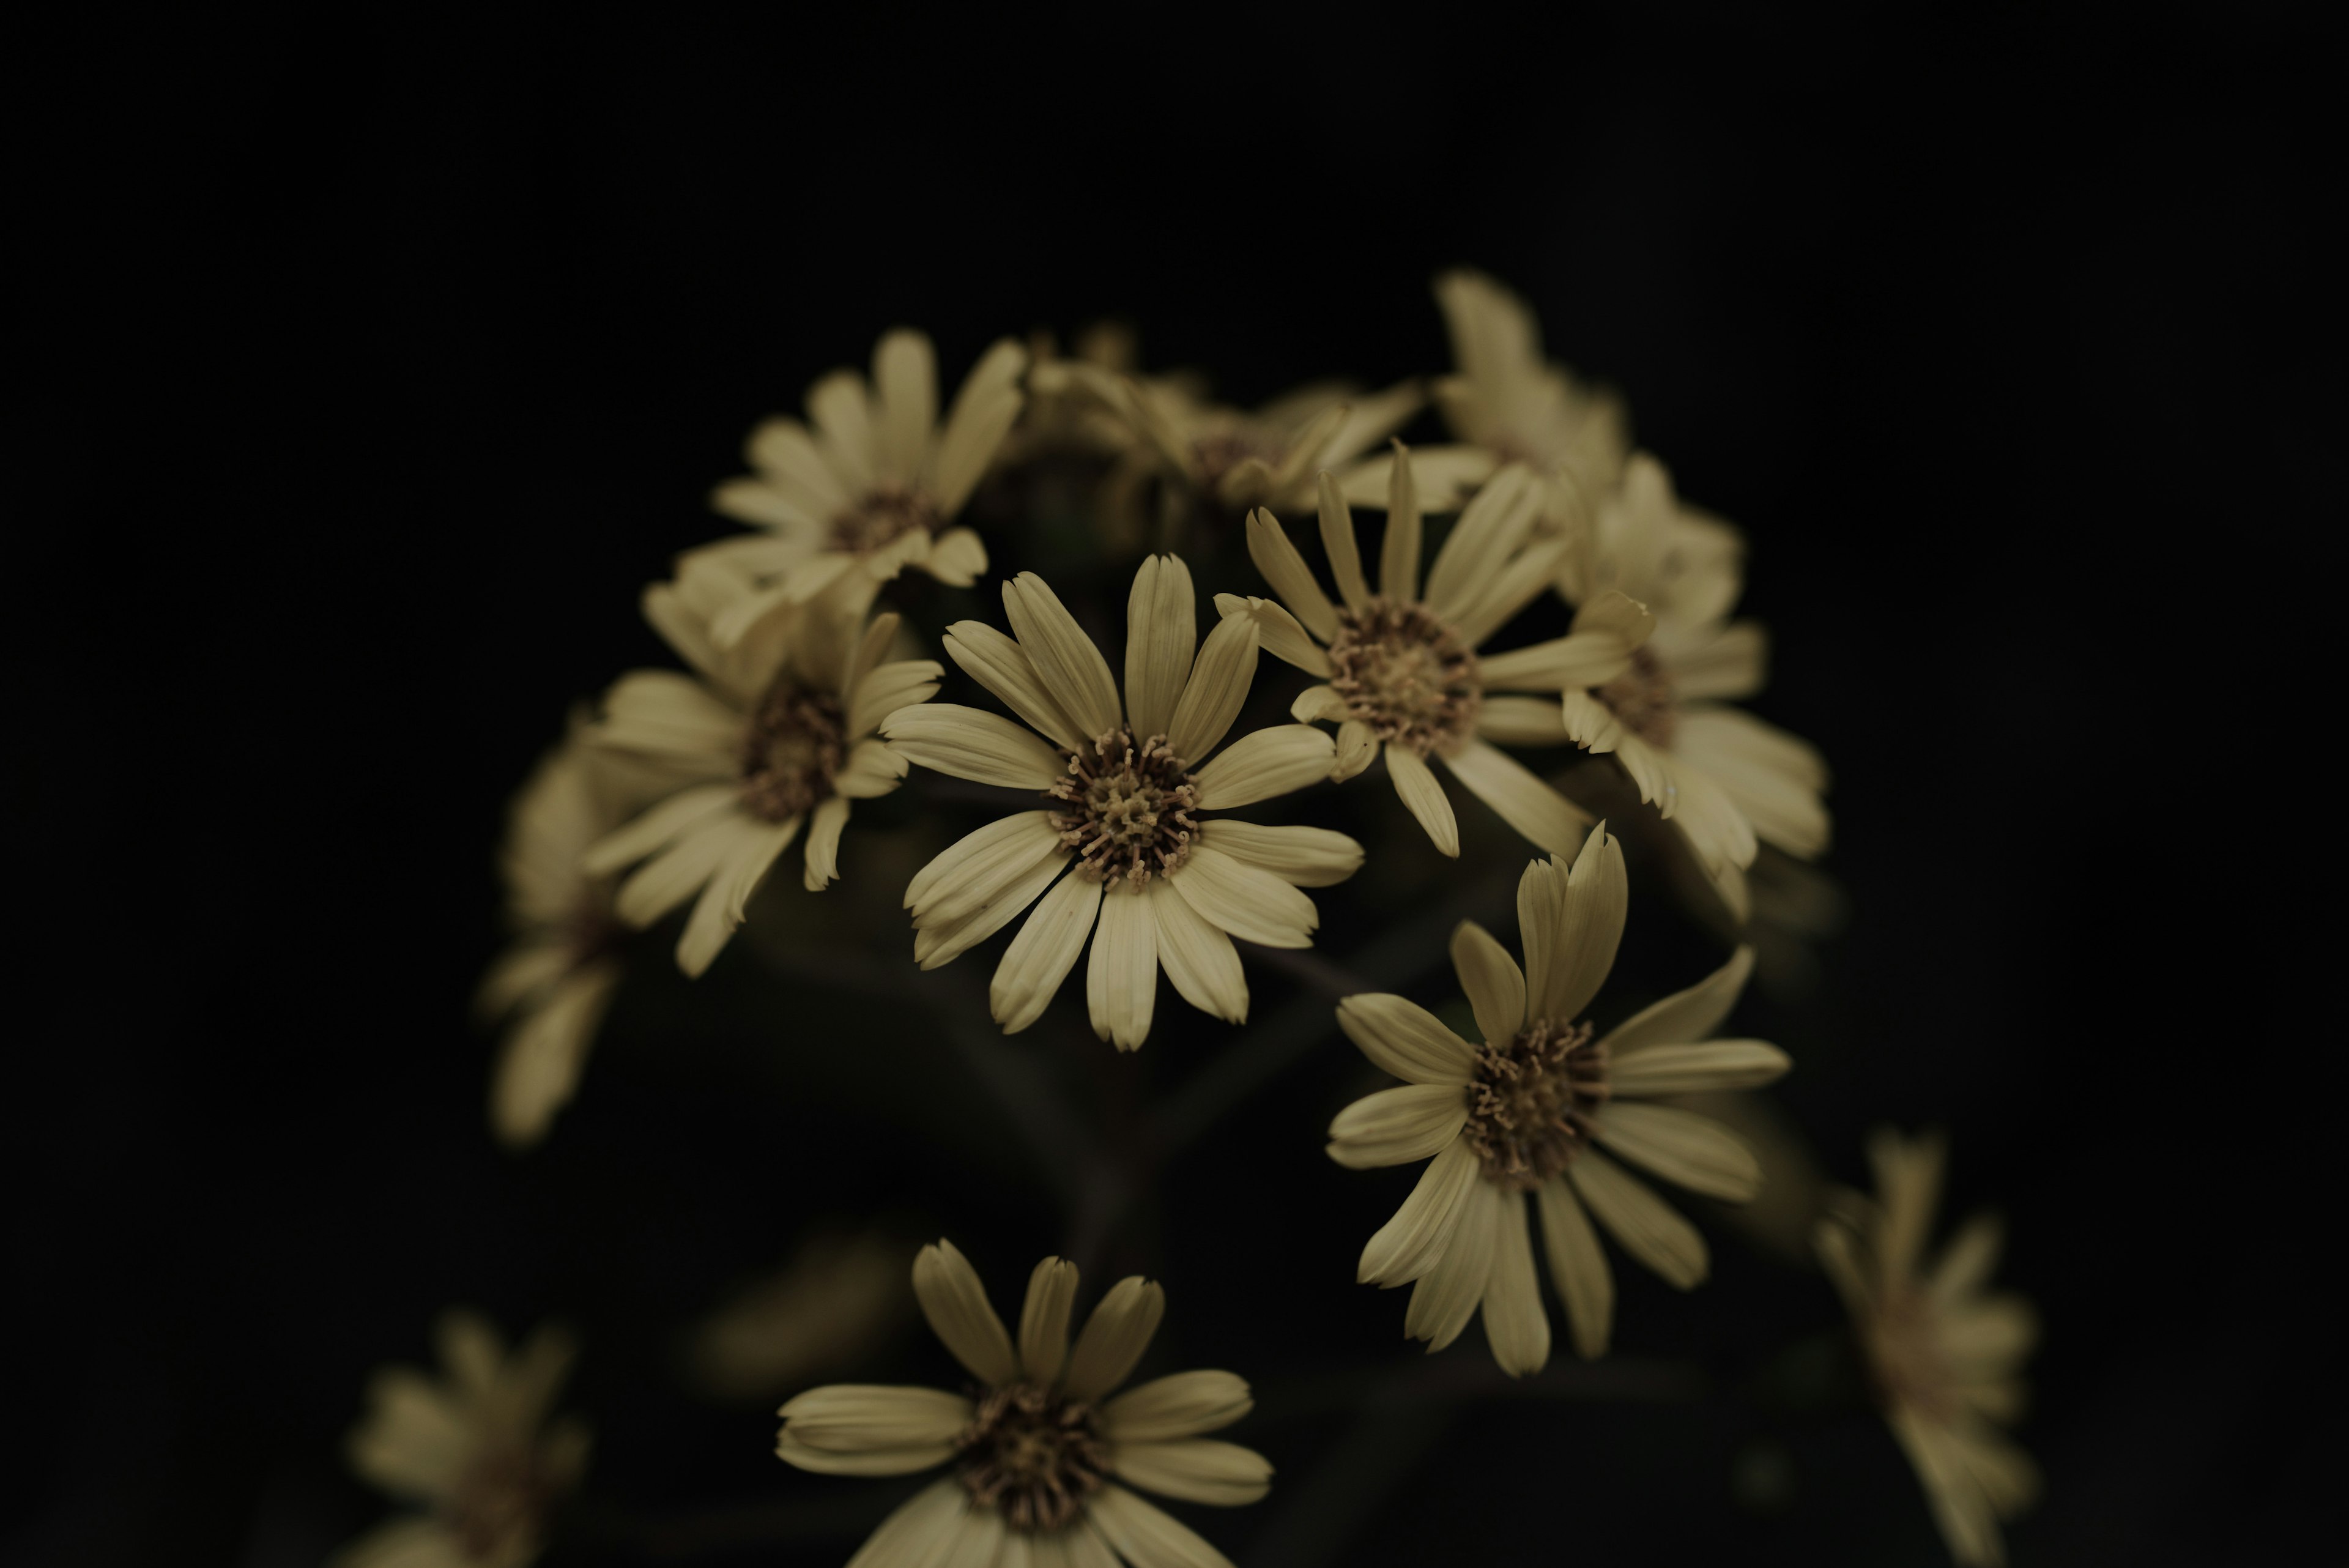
[[344, 275, 2039, 1568]]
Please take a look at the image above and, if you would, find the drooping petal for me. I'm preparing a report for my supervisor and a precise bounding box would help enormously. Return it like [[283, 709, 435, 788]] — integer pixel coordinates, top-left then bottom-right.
[[1535, 1176, 1614, 1359], [1086, 881, 1159, 1050], [990, 872, 1104, 1033], [1212, 592, 1331, 677], [1438, 740, 1590, 858], [1384, 745, 1458, 856], [1481, 1192, 1551, 1377], [921, 527, 989, 589], [1543, 822, 1627, 1022], [801, 796, 853, 890]]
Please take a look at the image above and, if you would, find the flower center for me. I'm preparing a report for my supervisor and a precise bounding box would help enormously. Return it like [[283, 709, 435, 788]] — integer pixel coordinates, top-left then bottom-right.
[[738, 682, 845, 822], [1868, 1287, 1962, 1424], [1595, 645, 1677, 747], [831, 485, 938, 555], [442, 1446, 557, 1563], [1326, 597, 1483, 757], [1187, 429, 1280, 489], [1047, 728, 1200, 886], [956, 1383, 1108, 1533], [1463, 1018, 1608, 1189]]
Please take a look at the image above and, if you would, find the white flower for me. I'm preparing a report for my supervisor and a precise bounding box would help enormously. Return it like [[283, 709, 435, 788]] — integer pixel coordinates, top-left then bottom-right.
[[1225, 448, 1644, 859], [1817, 1131, 2041, 1567], [585, 558, 938, 976], [776, 1240, 1269, 1567], [1329, 828, 1787, 1372], [881, 555, 1364, 1049], [336, 1313, 588, 1568], [697, 328, 1025, 622]]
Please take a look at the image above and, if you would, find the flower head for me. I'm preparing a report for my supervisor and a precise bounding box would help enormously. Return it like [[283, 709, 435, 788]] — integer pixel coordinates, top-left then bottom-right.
[[1111, 370, 1420, 515], [1227, 447, 1646, 859], [699, 329, 1026, 620], [1329, 828, 1789, 1372], [337, 1312, 588, 1568], [1817, 1131, 2041, 1567], [882, 555, 1364, 1049], [585, 558, 938, 975], [777, 1240, 1270, 1566]]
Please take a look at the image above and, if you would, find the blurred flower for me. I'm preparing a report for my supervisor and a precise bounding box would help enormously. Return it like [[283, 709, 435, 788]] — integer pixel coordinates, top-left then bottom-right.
[[474, 726, 675, 1148], [1110, 366, 1420, 516], [1329, 828, 1787, 1373], [1227, 448, 1644, 859], [697, 328, 1025, 612], [586, 560, 938, 975], [1340, 269, 1627, 530], [337, 1312, 588, 1568], [1556, 455, 1830, 918], [882, 555, 1362, 1049], [688, 1229, 912, 1402], [777, 1239, 1269, 1566], [998, 323, 1149, 469], [1817, 1131, 2041, 1567]]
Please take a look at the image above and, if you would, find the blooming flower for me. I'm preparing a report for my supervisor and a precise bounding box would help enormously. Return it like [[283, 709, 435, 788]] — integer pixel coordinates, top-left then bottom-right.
[[1328, 828, 1787, 1372], [1817, 1130, 2041, 1567], [585, 558, 938, 975], [776, 1239, 1270, 1567], [698, 328, 1026, 623], [336, 1312, 588, 1568], [1225, 448, 1643, 859], [881, 555, 1363, 1049], [1553, 453, 1830, 914], [1340, 269, 1627, 529]]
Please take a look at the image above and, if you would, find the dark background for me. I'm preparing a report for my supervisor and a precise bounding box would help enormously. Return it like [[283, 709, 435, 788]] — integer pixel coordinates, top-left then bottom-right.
[[12, 7, 2335, 1566]]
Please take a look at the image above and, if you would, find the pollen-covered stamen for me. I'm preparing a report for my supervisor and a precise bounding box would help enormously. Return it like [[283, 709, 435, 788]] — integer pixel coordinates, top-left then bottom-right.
[[1463, 1018, 1608, 1189], [956, 1383, 1108, 1533], [1047, 727, 1200, 886], [1326, 597, 1483, 757], [738, 683, 845, 822], [1595, 644, 1677, 747], [831, 485, 940, 555]]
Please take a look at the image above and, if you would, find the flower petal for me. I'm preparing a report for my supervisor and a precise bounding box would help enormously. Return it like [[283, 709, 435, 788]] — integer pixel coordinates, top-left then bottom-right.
[[1083, 1484, 1234, 1568], [1189, 725, 1335, 810], [1167, 613, 1258, 764], [909, 813, 1064, 927], [1607, 1039, 1790, 1097], [1473, 695, 1572, 745], [1474, 631, 1634, 691], [584, 782, 739, 877], [871, 329, 938, 486], [1593, 1103, 1761, 1200], [1423, 463, 1542, 625], [1542, 822, 1627, 1022], [1332, 719, 1378, 781], [1597, 946, 1754, 1053], [990, 871, 1104, 1033], [1384, 745, 1458, 856], [916, 843, 1069, 973], [1193, 820, 1362, 888], [1405, 1180, 1499, 1350], [1108, 1440, 1272, 1507], [911, 1239, 1019, 1386], [1003, 573, 1121, 738], [842, 1478, 965, 1568], [1568, 1150, 1708, 1289], [1123, 554, 1197, 743], [1019, 1257, 1080, 1385], [1242, 508, 1338, 641], [774, 1429, 953, 1477], [1334, 994, 1479, 1085], [850, 661, 944, 744], [1438, 738, 1590, 857], [883, 704, 1064, 789], [1327, 1083, 1469, 1170], [1482, 1191, 1550, 1377], [1148, 878, 1247, 1025], [1359, 1137, 1480, 1287], [1102, 1371, 1253, 1443], [1063, 1278, 1165, 1402], [805, 368, 878, 494], [1086, 881, 1159, 1050], [1167, 847, 1316, 948], [932, 338, 1028, 515], [1316, 471, 1370, 612], [944, 621, 1084, 750], [1448, 920, 1526, 1046], [779, 1384, 973, 1452], [675, 817, 797, 976], [832, 738, 912, 800], [1378, 439, 1422, 601], [1535, 1176, 1614, 1359], [801, 796, 852, 891], [1212, 592, 1330, 677]]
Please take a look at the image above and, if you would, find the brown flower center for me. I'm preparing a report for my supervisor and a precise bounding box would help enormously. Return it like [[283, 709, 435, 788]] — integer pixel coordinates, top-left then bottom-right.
[[1326, 597, 1483, 757], [738, 682, 844, 822], [1463, 1018, 1609, 1189], [1868, 1287, 1961, 1424], [1595, 644, 1677, 747], [442, 1445, 558, 1564], [1047, 728, 1200, 886], [831, 485, 939, 555], [956, 1383, 1108, 1533]]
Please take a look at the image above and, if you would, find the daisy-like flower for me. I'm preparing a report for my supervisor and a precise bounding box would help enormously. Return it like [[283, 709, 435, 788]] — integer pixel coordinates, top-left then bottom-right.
[[1111, 368, 1421, 516], [1341, 268, 1627, 527], [474, 729, 639, 1148], [777, 1239, 1270, 1568], [1551, 453, 1830, 914], [1817, 1130, 2041, 1567], [880, 556, 1364, 1049], [585, 557, 938, 976], [1222, 449, 1644, 860], [1328, 827, 1789, 1372], [697, 328, 1026, 625], [337, 1312, 588, 1568]]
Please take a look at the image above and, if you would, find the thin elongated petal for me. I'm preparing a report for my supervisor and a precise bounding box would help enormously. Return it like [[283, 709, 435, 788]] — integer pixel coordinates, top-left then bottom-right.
[[1474, 695, 1572, 745], [1327, 1084, 1469, 1169], [872, 329, 938, 485], [1166, 613, 1258, 764], [907, 812, 1056, 912], [584, 784, 739, 875], [1193, 820, 1362, 888], [1482, 1191, 1550, 1376], [801, 796, 852, 890], [1360, 1137, 1480, 1286], [1379, 439, 1422, 601], [1335, 994, 1479, 1086], [1930, 1214, 2008, 1309], [774, 1429, 955, 1476], [1004, 574, 1121, 738], [1598, 946, 1754, 1052], [1449, 536, 1574, 650], [1085, 1484, 1234, 1568], [1438, 740, 1590, 857], [1608, 1040, 1790, 1096], [912, 1239, 1019, 1387], [1536, 1177, 1614, 1359], [779, 1384, 974, 1452], [1212, 593, 1331, 676], [1167, 847, 1316, 948], [884, 704, 1064, 789], [1533, 822, 1627, 1020], [991, 872, 1104, 1033], [914, 836, 1068, 971], [945, 622, 1084, 750], [1316, 471, 1370, 611], [1423, 464, 1541, 623], [1405, 1181, 1499, 1350], [1108, 1440, 1272, 1507], [1243, 508, 1338, 641], [1385, 745, 1458, 856], [910, 814, 1064, 926], [932, 338, 1028, 514], [1569, 1151, 1709, 1288], [1449, 920, 1526, 1046], [1124, 555, 1196, 742], [743, 414, 853, 514], [1594, 1103, 1761, 1201], [1332, 719, 1378, 781], [1019, 1258, 1080, 1385], [1102, 1372, 1253, 1443], [850, 661, 943, 743], [1086, 882, 1158, 1049], [1063, 1279, 1165, 1401], [595, 671, 744, 762], [1473, 632, 1634, 691], [842, 1479, 964, 1568], [675, 817, 796, 976], [1189, 725, 1335, 809], [1148, 879, 1247, 1025], [831, 738, 911, 800], [806, 369, 878, 494]]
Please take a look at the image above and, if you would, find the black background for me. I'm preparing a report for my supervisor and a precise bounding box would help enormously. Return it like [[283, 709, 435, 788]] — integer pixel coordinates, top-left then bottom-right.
[[12, 7, 2336, 1566]]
